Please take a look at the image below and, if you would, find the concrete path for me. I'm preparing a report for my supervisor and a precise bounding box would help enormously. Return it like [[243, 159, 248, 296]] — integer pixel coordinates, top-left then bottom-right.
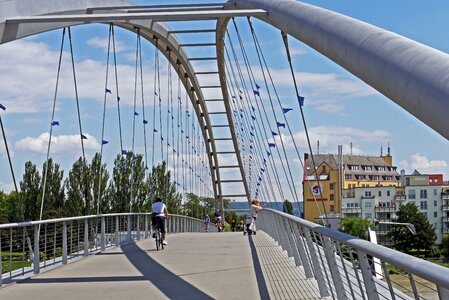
[[0, 231, 321, 300]]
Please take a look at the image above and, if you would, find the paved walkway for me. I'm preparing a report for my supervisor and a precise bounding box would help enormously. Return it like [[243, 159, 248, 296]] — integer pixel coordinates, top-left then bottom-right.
[[0, 232, 321, 300]]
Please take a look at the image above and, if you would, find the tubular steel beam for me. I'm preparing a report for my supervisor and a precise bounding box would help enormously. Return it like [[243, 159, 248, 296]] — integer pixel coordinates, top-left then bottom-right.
[[6, 9, 267, 24], [230, 0, 449, 140]]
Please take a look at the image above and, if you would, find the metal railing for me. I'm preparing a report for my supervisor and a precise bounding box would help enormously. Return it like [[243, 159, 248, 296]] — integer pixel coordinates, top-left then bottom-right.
[[0, 213, 208, 286], [258, 209, 449, 300]]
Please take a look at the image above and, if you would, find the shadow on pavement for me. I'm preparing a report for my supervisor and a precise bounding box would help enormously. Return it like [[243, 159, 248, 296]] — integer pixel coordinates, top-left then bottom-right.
[[248, 235, 270, 299], [20, 242, 213, 300]]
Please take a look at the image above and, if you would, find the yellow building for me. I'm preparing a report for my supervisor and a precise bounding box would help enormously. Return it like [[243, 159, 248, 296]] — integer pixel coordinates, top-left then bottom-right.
[[303, 152, 400, 222]]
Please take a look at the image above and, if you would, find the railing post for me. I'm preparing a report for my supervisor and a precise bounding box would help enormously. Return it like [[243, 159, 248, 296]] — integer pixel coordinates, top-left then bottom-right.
[[127, 215, 131, 242], [357, 250, 380, 300], [62, 222, 68, 264], [115, 216, 119, 247], [293, 225, 314, 278], [144, 215, 149, 239], [100, 217, 105, 251], [303, 228, 328, 298], [173, 216, 177, 233], [321, 235, 346, 300], [84, 219, 89, 256], [137, 215, 141, 240], [33, 224, 40, 274], [0, 229, 2, 286]]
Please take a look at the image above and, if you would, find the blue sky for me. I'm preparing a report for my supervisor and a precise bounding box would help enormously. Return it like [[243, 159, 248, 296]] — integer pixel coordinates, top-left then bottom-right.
[[1, 0, 449, 200]]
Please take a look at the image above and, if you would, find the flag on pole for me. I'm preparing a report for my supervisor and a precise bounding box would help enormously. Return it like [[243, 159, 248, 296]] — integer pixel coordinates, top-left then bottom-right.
[[134, 111, 139, 116], [102, 140, 109, 145], [276, 121, 286, 128], [298, 95, 305, 106], [282, 107, 293, 114], [105, 88, 112, 94], [268, 143, 276, 148], [81, 134, 88, 140], [0, 103, 5, 111], [51, 121, 60, 126]]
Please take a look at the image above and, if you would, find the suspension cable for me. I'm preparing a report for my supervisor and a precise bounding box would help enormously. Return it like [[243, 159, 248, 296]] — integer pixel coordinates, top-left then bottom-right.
[[39, 28, 66, 222], [111, 25, 124, 155], [281, 30, 329, 224], [0, 109, 19, 199], [97, 24, 113, 215]]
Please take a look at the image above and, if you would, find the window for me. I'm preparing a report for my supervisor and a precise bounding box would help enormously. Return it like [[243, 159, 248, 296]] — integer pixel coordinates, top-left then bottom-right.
[[365, 191, 372, 197], [330, 194, 334, 201], [387, 191, 390, 196], [408, 190, 416, 199], [434, 189, 437, 195], [406, 178, 410, 186], [365, 202, 372, 208], [330, 205, 335, 212], [350, 165, 359, 171], [377, 166, 386, 171], [345, 175, 352, 180], [434, 212, 438, 218], [330, 183, 334, 190], [420, 190, 427, 199], [347, 203, 351, 208], [420, 201, 427, 210], [354, 203, 359, 207], [434, 200, 438, 207], [365, 213, 372, 219], [378, 191, 382, 197], [384, 176, 393, 181]]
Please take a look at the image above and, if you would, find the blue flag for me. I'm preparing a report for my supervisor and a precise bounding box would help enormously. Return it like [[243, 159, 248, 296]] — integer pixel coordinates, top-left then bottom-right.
[[134, 111, 139, 116], [261, 168, 265, 172], [117, 96, 120, 101], [0, 103, 5, 111], [239, 95, 243, 100], [251, 106, 255, 112], [253, 90, 260, 96], [250, 132, 254, 137], [102, 140, 109, 145], [268, 143, 276, 148], [276, 121, 286, 128], [232, 95, 236, 99], [266, 151, 271, 157], [81, 134, 88, 140], [143, 120, 148, 124], [298, 95, 305, 106], [105, 88, 112, 94], [272, 131, 278, 136], [51, 121, 60, 126], [121, 150, 128, 155], [161, 137, 164, 141], [153, 129, 158, 133], [255, 83, 261, 90], [282, 107, 293, 114], [251, 115, 256, 120], [155, 92, 158, 96]]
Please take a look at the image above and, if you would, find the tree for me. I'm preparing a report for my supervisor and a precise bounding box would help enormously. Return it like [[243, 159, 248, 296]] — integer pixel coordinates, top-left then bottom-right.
[[41, 158, 65, 219], [283, 199, 294, 215], [20, 161, 41, 221], [441, 234, 449, 259], [109, 153, 148, 213], [147, 161, 181, 214], [90, 153, 109, 214], [64, 157, 92, 217], [389, 203, 436, 254], [339, 217, 371, 240]]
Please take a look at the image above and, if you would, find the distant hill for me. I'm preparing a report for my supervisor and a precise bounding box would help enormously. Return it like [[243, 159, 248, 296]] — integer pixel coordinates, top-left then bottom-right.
[[226, 201, 303, 218]]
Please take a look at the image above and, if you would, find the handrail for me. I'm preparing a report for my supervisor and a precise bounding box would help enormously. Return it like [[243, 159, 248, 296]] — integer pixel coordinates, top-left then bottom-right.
[[258, 208, 449, 299]]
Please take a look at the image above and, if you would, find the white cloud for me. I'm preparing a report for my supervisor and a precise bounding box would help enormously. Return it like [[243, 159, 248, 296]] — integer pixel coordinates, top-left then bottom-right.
[[16, 132, 100, 155], [284, 125, 390, 155], [0, 180, 15, 193], [86, 37, 129, 53], [399, 153, 449, 177]]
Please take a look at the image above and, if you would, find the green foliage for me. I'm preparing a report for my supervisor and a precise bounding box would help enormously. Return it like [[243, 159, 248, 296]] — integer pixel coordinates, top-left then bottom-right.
[[339, 217, 371, 240], [20, 161, 41, 221], [41, 158, 65, 218], [441, 234, 449, 257], [389, 203, 436, 254], [64, 157, 91, 217], [283, 199, 293, 215], [90, 153, 109, 214], [147, 161, 181, 214]]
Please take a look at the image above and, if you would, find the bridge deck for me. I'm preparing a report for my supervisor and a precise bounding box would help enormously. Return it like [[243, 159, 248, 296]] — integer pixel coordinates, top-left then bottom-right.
[[0, 232, 321, 300]]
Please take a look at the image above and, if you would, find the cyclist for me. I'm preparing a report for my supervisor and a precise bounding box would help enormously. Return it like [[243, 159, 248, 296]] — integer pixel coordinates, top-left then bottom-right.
[[151, 197, 169, 245], [214, 209, 222, 231], [203, 214, 211, 232]]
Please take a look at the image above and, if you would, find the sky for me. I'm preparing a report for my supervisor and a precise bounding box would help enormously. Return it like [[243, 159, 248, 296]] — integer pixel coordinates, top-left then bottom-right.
[[1, 0, 449, 201]]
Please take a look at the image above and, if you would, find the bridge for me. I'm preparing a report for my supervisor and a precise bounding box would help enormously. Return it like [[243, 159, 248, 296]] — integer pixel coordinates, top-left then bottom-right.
[[1, 0, 449, 299]]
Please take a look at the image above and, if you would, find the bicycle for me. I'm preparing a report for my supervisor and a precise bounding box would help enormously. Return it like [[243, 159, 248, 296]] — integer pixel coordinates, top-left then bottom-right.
[[153, 219, 164, 251]]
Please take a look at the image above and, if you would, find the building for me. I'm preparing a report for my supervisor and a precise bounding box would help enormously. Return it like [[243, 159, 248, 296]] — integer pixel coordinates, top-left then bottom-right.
[[303, 148, 400, 222], [340, 170, 447, 244]]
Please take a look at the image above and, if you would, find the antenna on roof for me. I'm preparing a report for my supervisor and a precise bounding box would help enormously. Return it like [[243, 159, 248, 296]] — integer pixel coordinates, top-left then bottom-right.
[[387, 142, 391, 156], [381, 143, 383, 156], [317, 140, 320, 154], [350, 142, 353, 155]]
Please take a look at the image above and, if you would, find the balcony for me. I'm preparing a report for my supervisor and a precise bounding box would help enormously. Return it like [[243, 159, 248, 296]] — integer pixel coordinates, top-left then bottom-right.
[[375, 206, 397, 212], [442, 193, 449, 200], [442, 217, 449, 223], [442, 205, 449, 211], [394, 194, 406, 201], [341, 207, 362, 214]]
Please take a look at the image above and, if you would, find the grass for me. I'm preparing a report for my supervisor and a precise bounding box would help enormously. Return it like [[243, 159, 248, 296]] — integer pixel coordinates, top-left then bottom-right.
[[1, 252, 31, 273]]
